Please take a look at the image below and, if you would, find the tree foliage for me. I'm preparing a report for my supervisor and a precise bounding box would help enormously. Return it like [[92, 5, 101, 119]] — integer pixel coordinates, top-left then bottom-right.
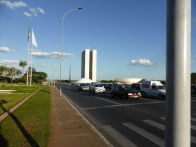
[[0, 63, 47, 83]]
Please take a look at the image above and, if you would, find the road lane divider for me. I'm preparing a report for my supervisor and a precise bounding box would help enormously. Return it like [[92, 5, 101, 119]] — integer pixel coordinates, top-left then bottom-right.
[[82, 101, 165, 110], [143, 119, 196, 144], [94, 96, 121, 105], [102, 125, 138, 147], [123, 122, 164, 147]]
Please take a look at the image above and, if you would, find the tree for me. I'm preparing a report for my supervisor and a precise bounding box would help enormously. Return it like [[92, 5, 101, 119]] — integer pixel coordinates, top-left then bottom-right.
[[2, 66, 8, 78], [0, 66, 4, 76], [33, 71, 47, 83], [16, 69, 22, 78], [19, 61, 27, 75]]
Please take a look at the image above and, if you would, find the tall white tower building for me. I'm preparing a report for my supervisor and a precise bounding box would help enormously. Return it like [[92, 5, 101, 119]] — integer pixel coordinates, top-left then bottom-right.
[[81, 49, 97, 82]]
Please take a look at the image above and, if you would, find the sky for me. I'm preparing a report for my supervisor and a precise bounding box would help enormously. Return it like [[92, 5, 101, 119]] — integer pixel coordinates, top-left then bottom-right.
[[0, 0, 196, 81]]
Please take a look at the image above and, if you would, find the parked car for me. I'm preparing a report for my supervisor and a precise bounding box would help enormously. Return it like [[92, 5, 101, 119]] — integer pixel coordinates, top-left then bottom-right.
[[112, 84, 141, 99], [89, 84, 106, 94], [111, 84, 121, 97], [78, 83, 90, 91], [140, 80, 166, 99], [131, 83, 141, 91]]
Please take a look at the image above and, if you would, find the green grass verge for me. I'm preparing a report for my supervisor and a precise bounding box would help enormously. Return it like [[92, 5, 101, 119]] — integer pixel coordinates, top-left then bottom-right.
[[0, 94, 29, 115], [0, 86, 39, 93], [0, 86, 39, 115], [0, 87, 51, 147]]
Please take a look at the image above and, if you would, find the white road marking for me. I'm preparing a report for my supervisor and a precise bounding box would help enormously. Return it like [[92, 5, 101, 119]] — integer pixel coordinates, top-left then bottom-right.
[[102, 125, 138, 147], [94, 96, 121, 105], [191, 117, 196, 122], [160, 117, 165, 120], [82, 101, 164, 110], [191, 136, 196, 144], [143, 120, 165, 130], [123, 122, 164, 147], [191, 125, 196, 131], [143, 119, 196, 144]]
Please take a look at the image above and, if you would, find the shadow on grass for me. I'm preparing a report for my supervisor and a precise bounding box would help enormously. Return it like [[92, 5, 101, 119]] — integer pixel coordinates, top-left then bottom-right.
[[0, 100, 40, 147], [40, 89, 50, 94], [0, 124, 8, 147]]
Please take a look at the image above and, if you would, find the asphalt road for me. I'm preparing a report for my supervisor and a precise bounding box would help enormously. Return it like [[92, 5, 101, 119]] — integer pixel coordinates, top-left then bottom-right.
[[58, 83, 196, 147]]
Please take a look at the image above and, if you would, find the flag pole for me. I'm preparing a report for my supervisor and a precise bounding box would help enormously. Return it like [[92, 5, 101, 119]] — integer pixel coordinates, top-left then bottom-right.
[[30, 29, 38, 86], [27, 24, 30, 86], [30, 35, 32, 86]]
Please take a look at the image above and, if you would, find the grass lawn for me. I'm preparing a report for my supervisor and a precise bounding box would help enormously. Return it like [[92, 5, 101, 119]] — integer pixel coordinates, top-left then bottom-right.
[[0, 86, 38, 93], [0, 86, 39, 115], [0, 87, 51, 147]]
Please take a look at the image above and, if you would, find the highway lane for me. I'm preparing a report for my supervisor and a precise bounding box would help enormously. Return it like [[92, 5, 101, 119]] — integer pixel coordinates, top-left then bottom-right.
[[58, 84, 196, 147]]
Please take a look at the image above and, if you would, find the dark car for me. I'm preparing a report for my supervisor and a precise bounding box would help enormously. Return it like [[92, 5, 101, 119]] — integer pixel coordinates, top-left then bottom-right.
[[118, 86, 141, 99], [112, 84, 141, 99], [131, 83, 141, 91]]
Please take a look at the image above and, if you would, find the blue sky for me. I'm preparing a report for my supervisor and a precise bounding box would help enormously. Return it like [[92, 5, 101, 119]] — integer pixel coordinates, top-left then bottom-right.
[[0, 0, 196, 81]]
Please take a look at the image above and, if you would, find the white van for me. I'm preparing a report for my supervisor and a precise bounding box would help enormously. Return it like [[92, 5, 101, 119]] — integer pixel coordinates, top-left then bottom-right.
[[140, 80, 166, 99]]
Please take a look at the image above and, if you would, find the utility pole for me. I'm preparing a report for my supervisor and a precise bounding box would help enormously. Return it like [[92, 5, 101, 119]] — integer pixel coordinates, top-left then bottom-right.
[[69, 65, 71, 82], [166, 0, 191, 147]]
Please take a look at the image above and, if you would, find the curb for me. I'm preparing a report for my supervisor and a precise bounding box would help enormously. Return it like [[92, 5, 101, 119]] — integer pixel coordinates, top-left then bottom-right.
[[0, 88, 41, 122], [55, 86, 114, 147]]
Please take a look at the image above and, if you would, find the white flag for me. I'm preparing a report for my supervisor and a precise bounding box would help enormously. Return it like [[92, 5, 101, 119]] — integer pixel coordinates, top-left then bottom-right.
[[32, 29, 38, 47]]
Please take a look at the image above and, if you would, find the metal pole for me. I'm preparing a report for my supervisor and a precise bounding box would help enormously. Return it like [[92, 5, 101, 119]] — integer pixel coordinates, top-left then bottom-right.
[[60, 8, 82, 82], [69, 65, 71, 81], [166, 0, 191, 147], [27, 39, 30, 86], [30, 41, 33, 86]]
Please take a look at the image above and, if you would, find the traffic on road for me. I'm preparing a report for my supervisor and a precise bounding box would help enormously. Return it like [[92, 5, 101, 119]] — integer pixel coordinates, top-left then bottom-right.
[[56, 82, 196, 147]]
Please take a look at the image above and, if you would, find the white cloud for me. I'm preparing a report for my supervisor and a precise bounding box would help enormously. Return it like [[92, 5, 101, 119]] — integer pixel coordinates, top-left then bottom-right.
[[37, 7, 45, 14], [0, 0, 27, 9], [0, 46, 11, 52], [0, 59, 19, 65], [39, 64, 49, 68], [24, 11, 31, 17], [27, 7, 45, 17], [130, 59, 155, 66], [32, 51, 73, 59], [30, 8, 37, 16]]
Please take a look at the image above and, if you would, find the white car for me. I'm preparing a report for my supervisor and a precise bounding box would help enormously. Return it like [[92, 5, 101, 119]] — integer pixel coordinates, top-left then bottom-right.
[[89, 84, 106, 94], [78, 83, 90, 91], [140, 80, 166, 99]]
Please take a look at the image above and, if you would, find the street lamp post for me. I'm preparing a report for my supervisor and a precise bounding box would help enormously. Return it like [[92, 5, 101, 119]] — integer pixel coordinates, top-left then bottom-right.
[[60, 7, 82, 82], [166, 0, 191, 147]]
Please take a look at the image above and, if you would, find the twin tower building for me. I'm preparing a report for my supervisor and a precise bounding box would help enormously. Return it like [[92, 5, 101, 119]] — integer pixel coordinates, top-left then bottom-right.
[[81, 49, 97, 82]]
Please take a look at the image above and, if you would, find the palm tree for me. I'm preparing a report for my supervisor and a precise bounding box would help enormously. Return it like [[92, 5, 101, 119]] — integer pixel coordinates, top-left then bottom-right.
[[16, 69, 22, 78], [9, 67, 16, 79], [19, 61, 27, 75], [0, 66, 4, 76], [2, 66, 8, 78]]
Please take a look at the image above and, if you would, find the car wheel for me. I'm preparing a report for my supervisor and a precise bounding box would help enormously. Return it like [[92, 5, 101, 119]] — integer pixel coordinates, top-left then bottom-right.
[[158, 94, 163, 99], [122, 94, 126, 99], [141, 92, 146, 98]]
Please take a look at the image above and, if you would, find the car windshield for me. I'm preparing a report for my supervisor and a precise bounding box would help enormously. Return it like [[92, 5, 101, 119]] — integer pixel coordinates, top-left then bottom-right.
[[80, 84, 89, 86], [127, 88, 139, 93], [156, 86, 165, 89], [95, 85, 103, 87]]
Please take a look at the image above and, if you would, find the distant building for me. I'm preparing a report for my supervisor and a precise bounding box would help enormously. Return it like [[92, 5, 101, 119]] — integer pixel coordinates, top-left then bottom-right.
[[81, 49, 97, 82]]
